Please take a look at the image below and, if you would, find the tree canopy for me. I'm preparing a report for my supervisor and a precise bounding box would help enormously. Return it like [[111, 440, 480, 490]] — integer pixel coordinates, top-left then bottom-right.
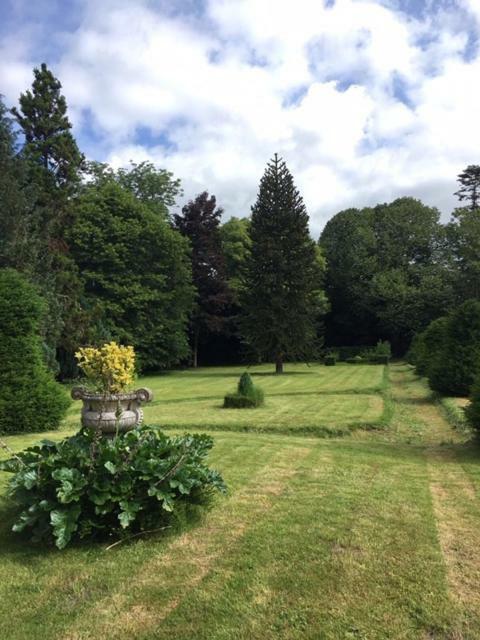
[[173, 192, 231, 367]]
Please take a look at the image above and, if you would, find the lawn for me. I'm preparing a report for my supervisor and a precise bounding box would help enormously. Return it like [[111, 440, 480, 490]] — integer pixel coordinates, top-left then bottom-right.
[[1, 363, 480, 639], [63, 362, 389, 436]]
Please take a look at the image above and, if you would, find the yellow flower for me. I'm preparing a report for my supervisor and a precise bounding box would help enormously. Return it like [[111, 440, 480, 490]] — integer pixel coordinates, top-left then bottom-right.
[[75, 342, 136, 393]]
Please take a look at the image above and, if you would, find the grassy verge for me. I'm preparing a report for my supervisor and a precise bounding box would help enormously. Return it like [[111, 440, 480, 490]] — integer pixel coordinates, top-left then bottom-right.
[[436, 395, 471, 432]]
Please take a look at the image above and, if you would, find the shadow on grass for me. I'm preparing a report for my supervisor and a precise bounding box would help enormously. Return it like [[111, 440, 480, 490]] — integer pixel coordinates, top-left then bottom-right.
[[0, 494, 214, 563], [150, 389, 383, 406]]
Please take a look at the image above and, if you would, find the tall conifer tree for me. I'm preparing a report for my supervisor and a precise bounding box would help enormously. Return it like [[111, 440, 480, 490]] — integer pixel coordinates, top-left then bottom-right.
[[454, 165, 480, 211], [241, 154, 326, 373], [11, 64, 86, 375]]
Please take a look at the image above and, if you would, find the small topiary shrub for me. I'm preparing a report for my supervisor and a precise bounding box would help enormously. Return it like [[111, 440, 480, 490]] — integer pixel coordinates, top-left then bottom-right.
[[0, 269, 70, 434], [324, 355, 336, 366], [0, 426, 226, 549], [223, 372, 264, 408]]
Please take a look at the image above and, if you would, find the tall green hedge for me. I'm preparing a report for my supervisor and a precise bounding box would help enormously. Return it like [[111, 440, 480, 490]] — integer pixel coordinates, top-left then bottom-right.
[[428, 301, 480, 397], [0, 269, 70, 433], [466, 372, 480, 431], [410, 301, 480, 397]]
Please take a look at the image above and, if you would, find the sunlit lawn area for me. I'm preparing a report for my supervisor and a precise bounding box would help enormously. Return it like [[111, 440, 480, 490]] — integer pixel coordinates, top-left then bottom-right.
[[63, 362, 389, 436], [1, 364, 480, 639]]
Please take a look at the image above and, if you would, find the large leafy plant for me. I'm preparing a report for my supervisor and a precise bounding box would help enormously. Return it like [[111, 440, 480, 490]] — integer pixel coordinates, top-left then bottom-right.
[[0, 426, 226, 549]]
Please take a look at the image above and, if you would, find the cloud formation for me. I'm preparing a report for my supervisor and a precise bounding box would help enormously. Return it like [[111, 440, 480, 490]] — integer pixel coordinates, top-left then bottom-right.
[[1, 0, 480, 234]]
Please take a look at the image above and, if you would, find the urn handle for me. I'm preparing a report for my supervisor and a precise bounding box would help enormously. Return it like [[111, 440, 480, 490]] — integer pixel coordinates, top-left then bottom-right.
[[71, 386, 86, 400], [135, 387, 153, 403]]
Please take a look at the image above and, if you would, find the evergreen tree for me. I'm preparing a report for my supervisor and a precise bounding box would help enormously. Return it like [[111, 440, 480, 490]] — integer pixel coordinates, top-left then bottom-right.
[[0, 96, 40, 273], [11, 63, 84, 191], [446, 207, 480, 300], [454, 165, 480, 210], [173, 192, 231, 367], [11, 64, 87, 375], [0, 268, 70, 434], [241, 154, 326, 374]]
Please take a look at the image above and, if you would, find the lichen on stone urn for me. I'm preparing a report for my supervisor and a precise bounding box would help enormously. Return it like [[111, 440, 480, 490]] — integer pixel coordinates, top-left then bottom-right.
[[71, 386, 153, 435]]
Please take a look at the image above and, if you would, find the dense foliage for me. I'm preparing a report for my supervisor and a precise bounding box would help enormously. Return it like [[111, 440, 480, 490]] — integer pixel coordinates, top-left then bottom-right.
[[427, 300, 480, 396], [410, 302, 480, 396], [0, 269, 70, 433], [409, 317, 449, 378], [3, 62, 480, 378], [466, 372, 480, 431], [224, 372, 264, 408], [174, 192, 231, 367], [241, 154, 327, 373], [10, 64, 87, 374], [320, 198, 453, 353], [68, 181, 194, 371], [0, 426, 226, 549]]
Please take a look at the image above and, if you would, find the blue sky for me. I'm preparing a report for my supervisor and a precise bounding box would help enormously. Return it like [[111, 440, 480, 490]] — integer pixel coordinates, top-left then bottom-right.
[[1, 0, 480, 234]]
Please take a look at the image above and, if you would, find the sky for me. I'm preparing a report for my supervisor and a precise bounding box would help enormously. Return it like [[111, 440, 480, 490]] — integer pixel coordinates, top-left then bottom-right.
[[1, 0, 480, 236]]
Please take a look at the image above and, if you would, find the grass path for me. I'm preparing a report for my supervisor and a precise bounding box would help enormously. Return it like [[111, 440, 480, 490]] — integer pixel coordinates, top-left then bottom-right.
[[1, 364, 480, 638], [390, 364, 480, 638]]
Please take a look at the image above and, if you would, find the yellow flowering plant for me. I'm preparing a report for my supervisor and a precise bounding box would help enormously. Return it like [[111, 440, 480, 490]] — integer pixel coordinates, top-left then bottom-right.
[[75, 342, 136, 394]]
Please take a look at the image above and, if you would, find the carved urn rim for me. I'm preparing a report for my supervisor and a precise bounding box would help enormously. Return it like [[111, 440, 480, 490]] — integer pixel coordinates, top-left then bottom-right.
[[71, 386, 153, 403]]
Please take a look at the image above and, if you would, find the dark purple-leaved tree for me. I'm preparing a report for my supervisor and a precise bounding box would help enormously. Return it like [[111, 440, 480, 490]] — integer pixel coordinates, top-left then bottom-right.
[[174, 192, 231, 367]]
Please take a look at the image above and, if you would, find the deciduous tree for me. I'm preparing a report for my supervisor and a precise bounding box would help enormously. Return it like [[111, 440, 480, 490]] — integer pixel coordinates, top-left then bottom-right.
[[173, 192, 231, 367]]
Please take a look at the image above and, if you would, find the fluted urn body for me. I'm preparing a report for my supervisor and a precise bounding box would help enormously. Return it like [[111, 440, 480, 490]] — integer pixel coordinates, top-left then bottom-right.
[[71, 387, 153, 435]]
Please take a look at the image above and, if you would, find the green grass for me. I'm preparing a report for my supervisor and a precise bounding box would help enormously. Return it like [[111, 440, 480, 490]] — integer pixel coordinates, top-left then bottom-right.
[[2, 363, 480, 639], [63, 362, 388, 436]]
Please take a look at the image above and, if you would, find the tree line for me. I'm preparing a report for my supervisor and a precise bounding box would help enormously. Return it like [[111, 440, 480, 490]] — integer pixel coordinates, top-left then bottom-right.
[[1, 62, 479, 378], [320, 167, 480, 354]]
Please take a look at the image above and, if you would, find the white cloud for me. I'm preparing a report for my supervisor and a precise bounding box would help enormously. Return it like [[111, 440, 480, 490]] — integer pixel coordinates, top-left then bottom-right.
[[2, 0, 480, 234]]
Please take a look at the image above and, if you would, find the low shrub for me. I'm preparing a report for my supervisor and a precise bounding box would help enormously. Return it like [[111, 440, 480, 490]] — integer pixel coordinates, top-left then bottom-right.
[[324, 355, 336, 366], [361, 340, 391, 364], [0, 426, 226, 549], [223, 372, 264, 408], [0, 269, 70, 434], [223, 393, 258, 408], [331, 346, 366, 361], [346, 355, 364, 364]]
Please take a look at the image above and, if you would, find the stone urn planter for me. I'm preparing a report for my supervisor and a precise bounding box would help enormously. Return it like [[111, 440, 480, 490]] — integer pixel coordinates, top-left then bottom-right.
[[71, 387, 153, 435]]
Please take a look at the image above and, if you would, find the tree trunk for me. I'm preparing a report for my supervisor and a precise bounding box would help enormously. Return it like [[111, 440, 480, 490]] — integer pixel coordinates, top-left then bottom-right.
[[193, 327, 199, 368], [275, 355, 283, 375]]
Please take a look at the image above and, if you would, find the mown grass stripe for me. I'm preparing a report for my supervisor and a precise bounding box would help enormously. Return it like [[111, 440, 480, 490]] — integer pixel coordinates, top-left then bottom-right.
[[58, 445, 313, 640]]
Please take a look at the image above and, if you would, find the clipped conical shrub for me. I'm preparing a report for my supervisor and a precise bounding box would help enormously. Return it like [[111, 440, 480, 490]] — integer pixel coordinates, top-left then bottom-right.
[[0, 269, 70, 433], [224, 371, 264, 409]]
